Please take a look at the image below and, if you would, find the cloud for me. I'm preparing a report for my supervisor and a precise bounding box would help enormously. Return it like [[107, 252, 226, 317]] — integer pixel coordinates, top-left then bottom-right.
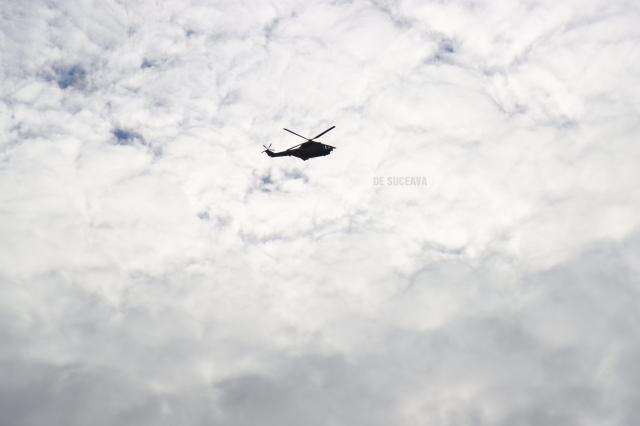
[[3, 236, 639, 425], [1, 0, 640, 424]]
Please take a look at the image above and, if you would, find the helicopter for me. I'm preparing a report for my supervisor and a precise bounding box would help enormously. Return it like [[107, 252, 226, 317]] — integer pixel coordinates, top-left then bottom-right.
[[262, 126, 336, 161]]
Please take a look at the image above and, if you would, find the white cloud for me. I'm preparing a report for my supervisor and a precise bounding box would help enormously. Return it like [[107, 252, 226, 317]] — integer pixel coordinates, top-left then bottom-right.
[[2, 0, 640, 424]]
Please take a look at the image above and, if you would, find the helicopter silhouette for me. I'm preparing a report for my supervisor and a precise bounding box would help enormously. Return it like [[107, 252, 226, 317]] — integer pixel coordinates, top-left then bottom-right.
[[262, 126, 336, 161]]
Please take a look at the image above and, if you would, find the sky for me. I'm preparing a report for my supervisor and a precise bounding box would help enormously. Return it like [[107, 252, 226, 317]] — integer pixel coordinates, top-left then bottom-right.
[[1, 0, 640, 424]]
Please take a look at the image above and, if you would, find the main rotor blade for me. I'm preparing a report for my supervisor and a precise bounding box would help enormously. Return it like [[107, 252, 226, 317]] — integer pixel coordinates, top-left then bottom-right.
[[283, 128, 310, 140], [309, 126, 335, 141]]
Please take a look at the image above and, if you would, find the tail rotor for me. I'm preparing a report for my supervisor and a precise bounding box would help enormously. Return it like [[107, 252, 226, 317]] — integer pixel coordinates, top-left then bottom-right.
[[262, 143, 272, 153]]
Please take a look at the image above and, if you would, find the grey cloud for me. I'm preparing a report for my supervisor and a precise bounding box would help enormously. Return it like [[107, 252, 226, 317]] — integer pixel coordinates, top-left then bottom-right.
[[4, 234, 638, 425], [206, 236, 640, 425], [213, 356, 394, 426], [0, 359, 218, 426]]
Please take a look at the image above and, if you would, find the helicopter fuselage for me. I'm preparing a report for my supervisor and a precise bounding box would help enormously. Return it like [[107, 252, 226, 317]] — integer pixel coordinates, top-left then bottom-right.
[[266, 141, 335, 161], [263, 125, 336, 160]]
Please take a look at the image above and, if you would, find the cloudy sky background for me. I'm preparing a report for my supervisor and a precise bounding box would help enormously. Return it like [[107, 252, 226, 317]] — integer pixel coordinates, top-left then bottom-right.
[[2, 0, 640, 424]]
